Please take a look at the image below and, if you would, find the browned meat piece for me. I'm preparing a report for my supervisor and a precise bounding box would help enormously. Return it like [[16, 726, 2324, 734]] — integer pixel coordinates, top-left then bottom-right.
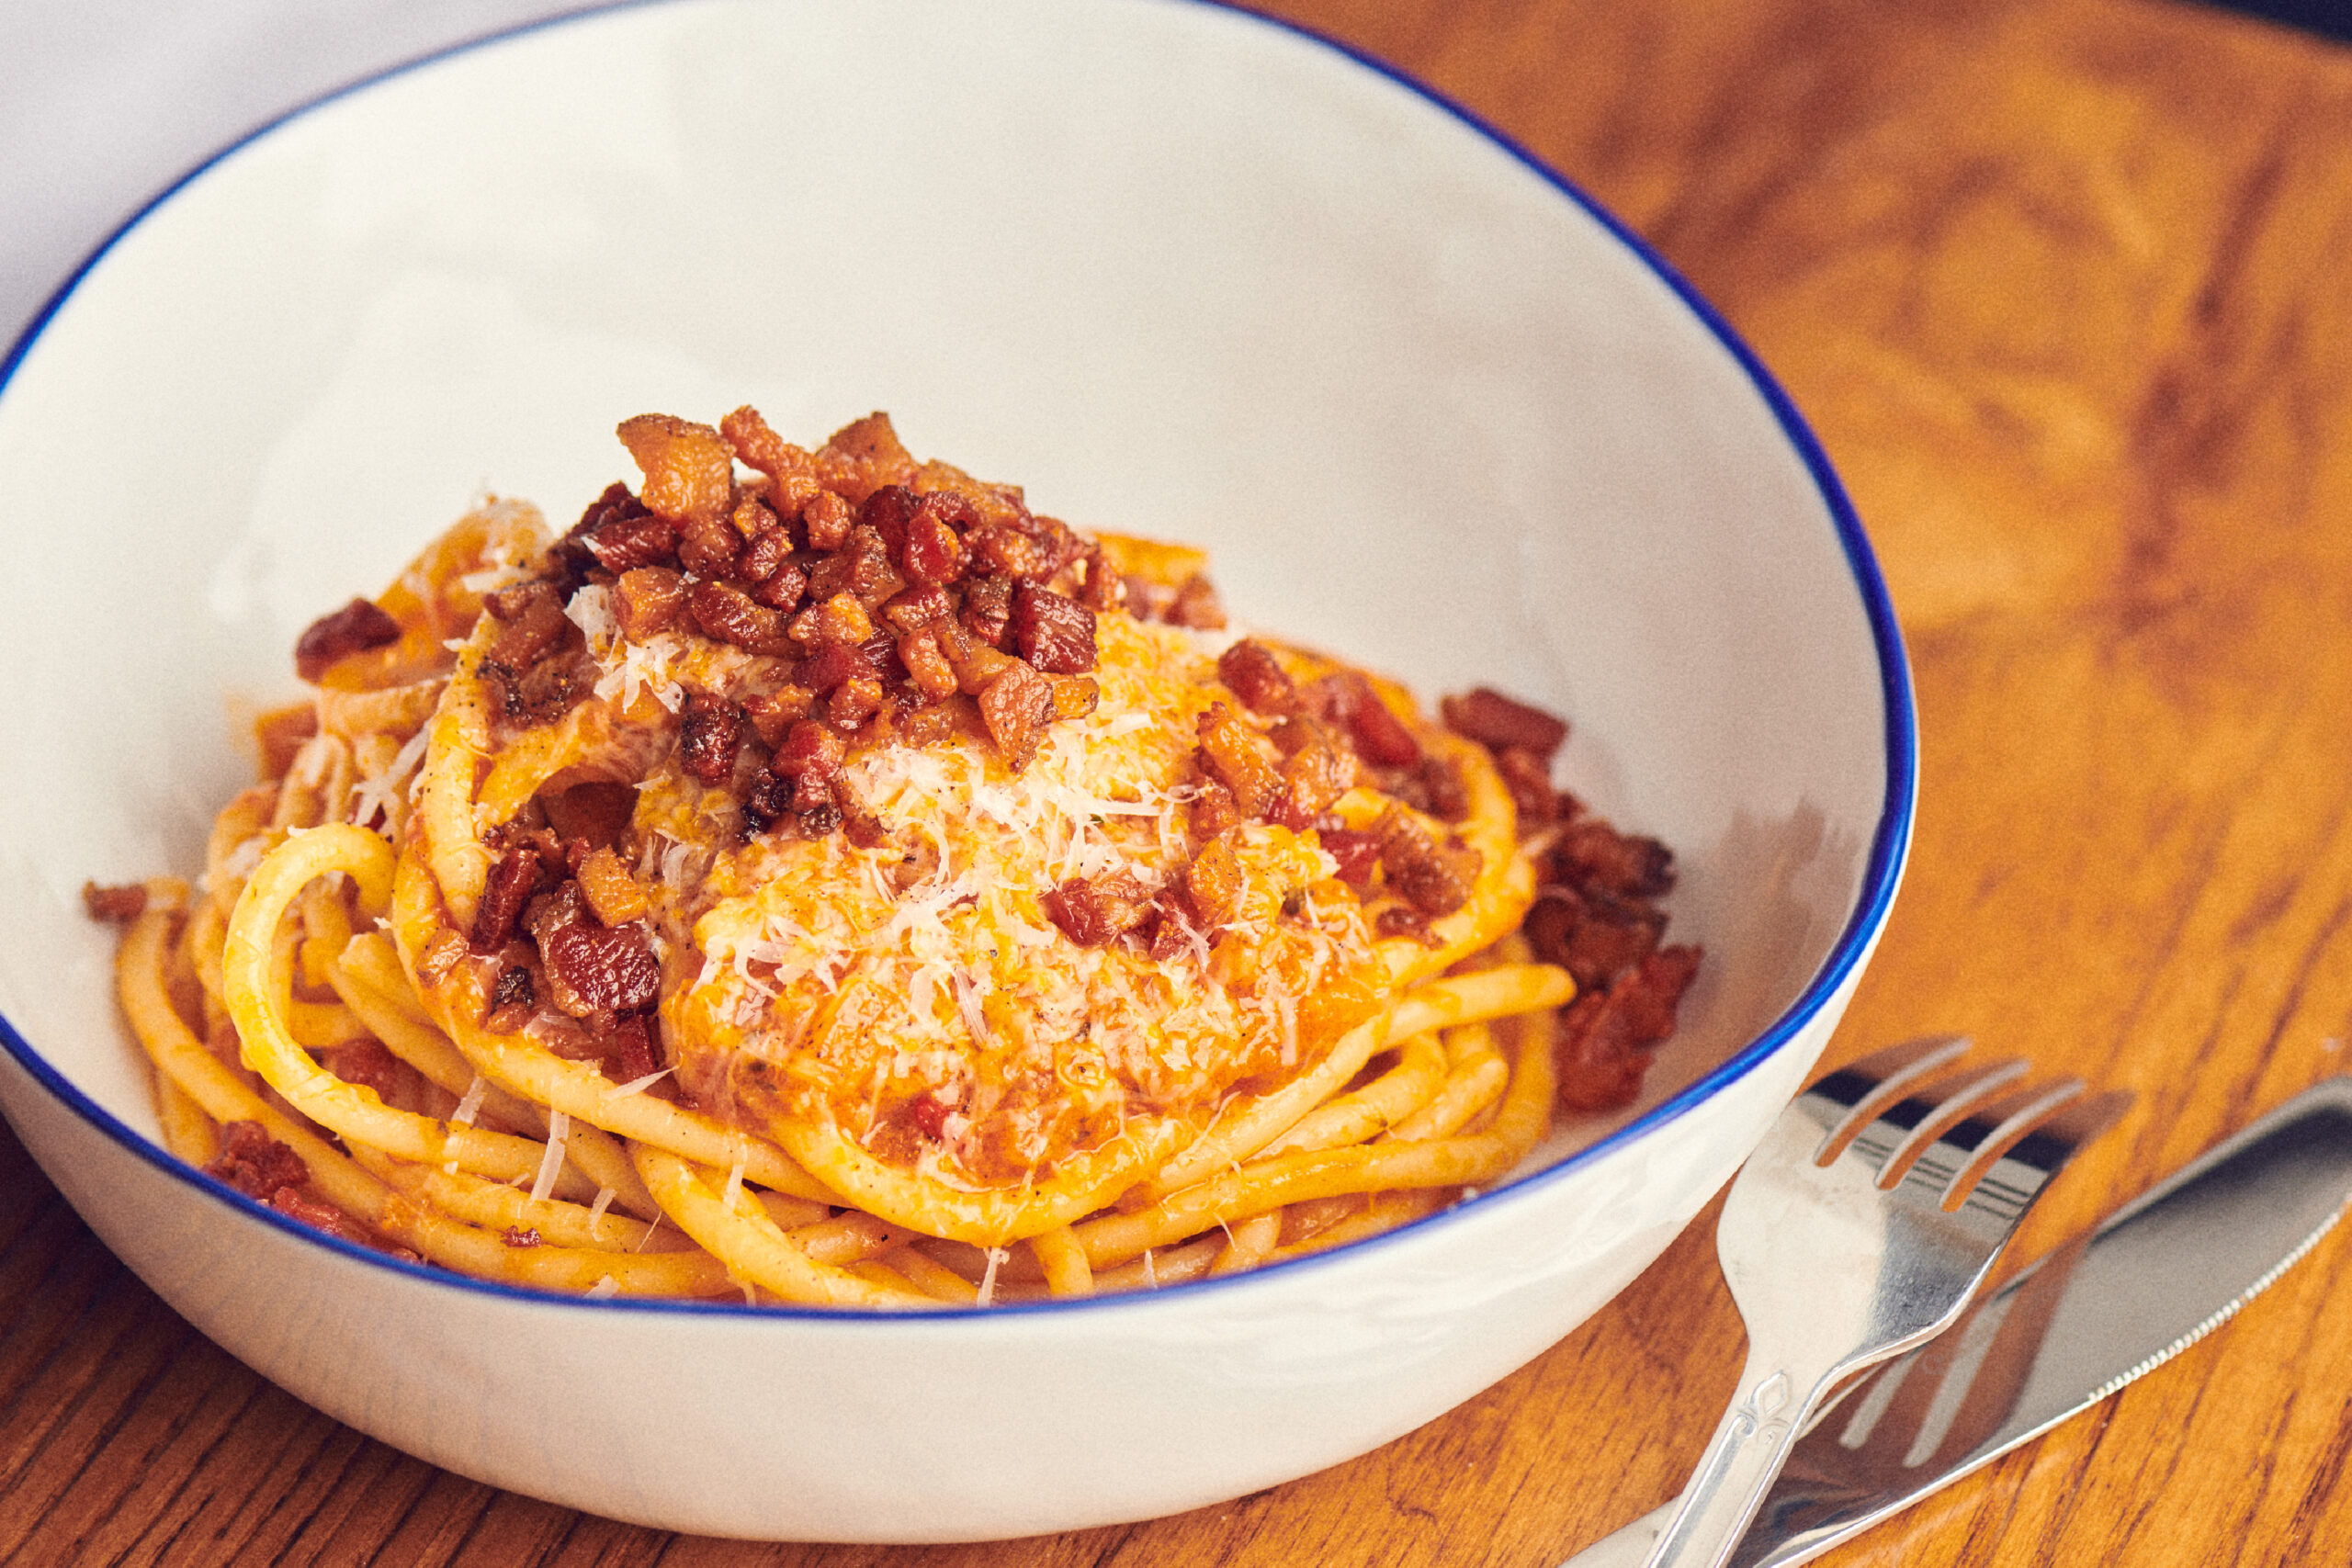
[[1555, 945, 1702, 1112], [956, 573, 1012, 648], [484, 581, 571, 669], [1551, 818, 1677, 899], [1048, 675, 1100, 721], [1183, 836, 1245, 930], [570, 479, 645, 538], [772, 718, 846, 784], [1306, 671, 1421, 768], [1164, 573, 1226, 629], [689, 580, 794, 657], [799, 490, 853, 551], [322, 1038, 405, 1102], [293, 598, 403, 682], [1143, 889, 1205, 962], [898, 626, 962, 700], [270, 1189, 383, 1249], [678, 692, 746, 785], [1317, 829, 1381, 886], [81, 881, 148, 921], [734, 518, 790, 583], [676, 513, 741, 579], [616, 413, 735, 527], [1042, 872, 1154, 947], [1440, 687, 1569, 761], [542, 920, 661, 1017], [205, 1121, 310, 1201], [797, 639, 882, 694], [828, 677, 886, 728], [469, 844, 542, 954], [607, 1014, 662, 1085], [789, 591, 876, 649], [1374, 809, 1482, 917], [1195, 702, 1282, 818], [976, 660, 1054, 770], [1522, 888, 1667, 988], [613, 566, 688, 638], [485, 963, 536, 1032], [970, 522, 1049, 581], [1072, 543, 1126, 612], [582, 511, 680, 574], [743, 688, 816, 748], [1216, 639, 1299, 716], [1012, 584, 1097, 675], [1490, 745, 1563, 828], [1272, 733, 1352, 831]]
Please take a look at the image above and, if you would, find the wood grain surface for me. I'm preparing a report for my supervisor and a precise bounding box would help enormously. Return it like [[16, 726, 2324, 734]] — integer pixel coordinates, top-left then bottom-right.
[[7, 0, 2352, 1561]]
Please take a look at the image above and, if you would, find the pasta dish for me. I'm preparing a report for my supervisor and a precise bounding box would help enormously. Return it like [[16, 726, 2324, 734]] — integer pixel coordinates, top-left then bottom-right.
[[92, 409, 1698, 1307]]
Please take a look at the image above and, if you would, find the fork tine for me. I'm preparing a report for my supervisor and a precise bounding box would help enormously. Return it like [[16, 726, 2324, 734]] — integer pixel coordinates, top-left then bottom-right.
[[1942, 1087, 2134, 1214], [1804, 1035, 1972, 1163], [1864, 1060, 2033, 1189], [1830, 1058, 2036, 1186], [1916, 1078, 2087, 1204]]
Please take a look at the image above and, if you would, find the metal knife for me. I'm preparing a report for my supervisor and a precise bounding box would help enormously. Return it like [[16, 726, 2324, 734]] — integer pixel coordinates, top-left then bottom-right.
[[1560, 1075, 2352, 1568]]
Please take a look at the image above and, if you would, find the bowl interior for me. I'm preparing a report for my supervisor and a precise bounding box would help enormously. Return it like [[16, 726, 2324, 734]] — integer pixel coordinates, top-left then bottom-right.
[[0, 0, 1905, 1226]]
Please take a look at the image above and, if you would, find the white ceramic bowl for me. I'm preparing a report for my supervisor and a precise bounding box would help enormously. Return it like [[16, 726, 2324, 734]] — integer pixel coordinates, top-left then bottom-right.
[[0, 0, 1913, 1542]]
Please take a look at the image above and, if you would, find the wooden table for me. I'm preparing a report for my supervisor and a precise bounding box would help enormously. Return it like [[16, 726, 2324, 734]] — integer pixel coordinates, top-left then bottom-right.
[[7, 0, 2352, 1560]]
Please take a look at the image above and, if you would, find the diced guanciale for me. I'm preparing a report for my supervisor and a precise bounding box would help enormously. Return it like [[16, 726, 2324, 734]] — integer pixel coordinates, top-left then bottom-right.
[[582, 511, 680, 574], [293, 598, 403, 682], [1272, 730, 1354, 830], [1552, 819, 1677, 899], [1555, 945, 1702, 1112], [484, 581, 571, 669], [614, 567, 688, 638], [901, 499, 970, 586], [1183, 835, 1246, 930], [541, 919, 661, 1017], [1318, 829, 1382, 886], [1308, 671, 1421, 768], [1440, 687, 1569, 760], [678, 692, 746, 785], [689, 580, 794, 656], [205, 1121, 311, 1201], [577, 845, 650, 925], [1011, 583, 1097, 674], [1216, 639, 1298, 716], [616, 413, 735, 526], [1196, 703, 1281, 818], [1042, 872, 1154, 947], [1374, 809, 1482, 918], [977, 660, 1055, 769], [81, 880, 149, 921], [773, 719, 846, 784], [469, 845, 541, 953]]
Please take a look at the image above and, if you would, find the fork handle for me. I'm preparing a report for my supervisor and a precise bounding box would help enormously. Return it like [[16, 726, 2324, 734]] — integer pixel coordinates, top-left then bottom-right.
[[1636, 1353, 1831, 1568]]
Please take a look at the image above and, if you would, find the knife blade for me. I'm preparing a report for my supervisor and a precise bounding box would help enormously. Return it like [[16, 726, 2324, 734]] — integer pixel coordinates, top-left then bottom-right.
[[1559, 1075, 2352, 1568]]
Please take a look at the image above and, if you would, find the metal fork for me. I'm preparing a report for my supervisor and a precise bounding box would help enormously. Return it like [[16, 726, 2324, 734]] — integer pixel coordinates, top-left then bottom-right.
[[1635, 1037, 2129, 1568]]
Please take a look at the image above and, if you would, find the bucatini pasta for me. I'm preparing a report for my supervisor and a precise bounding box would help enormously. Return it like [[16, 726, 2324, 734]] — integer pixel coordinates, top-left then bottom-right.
[[91, 409, 1700, 1307]]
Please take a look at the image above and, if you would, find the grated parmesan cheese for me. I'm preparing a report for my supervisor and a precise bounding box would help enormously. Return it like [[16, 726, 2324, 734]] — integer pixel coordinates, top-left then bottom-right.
[[977, 1245, 1008, 1307], [528, 1111, 569, 1204], [602, 1066, 673, 1103]]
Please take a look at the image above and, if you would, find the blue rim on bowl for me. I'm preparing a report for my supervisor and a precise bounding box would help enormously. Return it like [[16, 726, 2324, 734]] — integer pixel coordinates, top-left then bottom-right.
[[0, 0, 1916, 1323]]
